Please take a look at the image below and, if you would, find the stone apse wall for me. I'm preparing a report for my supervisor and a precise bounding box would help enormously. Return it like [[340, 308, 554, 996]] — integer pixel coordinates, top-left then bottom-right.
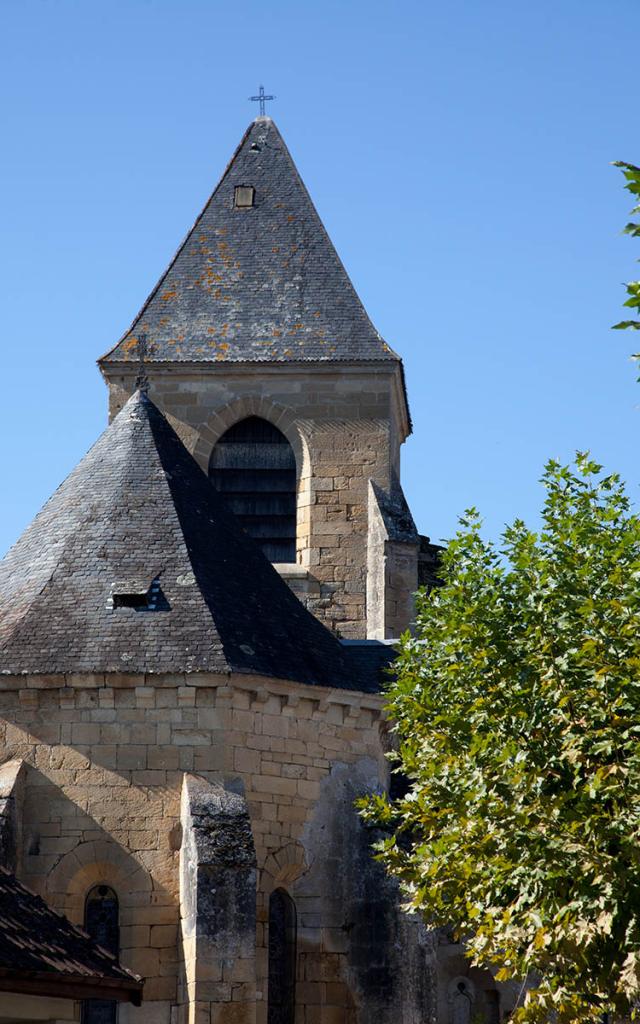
[[103, 362, 416, 641], [0, 671, 437, 1024]]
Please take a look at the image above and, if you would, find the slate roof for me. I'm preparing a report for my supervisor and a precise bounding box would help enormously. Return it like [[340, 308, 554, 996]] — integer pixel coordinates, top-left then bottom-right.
[[340, 640, 397, 692], [99, 117, 401, 366], [0, 868, 142, 1004], [0, 391, 369, 690]]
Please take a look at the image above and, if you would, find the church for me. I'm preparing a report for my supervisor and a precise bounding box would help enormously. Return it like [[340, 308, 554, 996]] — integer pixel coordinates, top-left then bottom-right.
[[0, 116, 513, 1023]]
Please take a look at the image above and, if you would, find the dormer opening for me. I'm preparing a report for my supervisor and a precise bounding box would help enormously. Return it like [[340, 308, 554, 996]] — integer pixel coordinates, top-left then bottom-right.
[[113, 591, 148, 609], [209, 417, 296, 563], [109, 577, 163, 611]]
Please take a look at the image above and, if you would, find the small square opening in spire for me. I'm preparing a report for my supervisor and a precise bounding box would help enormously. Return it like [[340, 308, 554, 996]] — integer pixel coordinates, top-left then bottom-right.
[[234, 185, 255, 209]]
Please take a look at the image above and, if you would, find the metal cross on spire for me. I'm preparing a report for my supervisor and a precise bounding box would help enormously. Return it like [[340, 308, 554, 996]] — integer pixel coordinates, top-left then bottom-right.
[[249, 84, 275, 117], [134, 332, 150, 395]]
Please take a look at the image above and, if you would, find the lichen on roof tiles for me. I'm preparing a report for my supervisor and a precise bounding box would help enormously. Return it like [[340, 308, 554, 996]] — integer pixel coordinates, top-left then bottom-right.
[[99, 118, 401, 367]]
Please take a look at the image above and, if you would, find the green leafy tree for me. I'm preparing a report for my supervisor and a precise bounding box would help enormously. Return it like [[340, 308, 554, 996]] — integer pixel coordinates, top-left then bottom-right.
[[613, 160, 640, 334], [361, 455, 640, 1022]]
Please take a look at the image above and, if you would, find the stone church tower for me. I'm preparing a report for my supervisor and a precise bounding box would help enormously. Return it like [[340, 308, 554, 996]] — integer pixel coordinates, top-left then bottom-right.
[[98, 116, 435, 642], [0, 118, 507, 1024]]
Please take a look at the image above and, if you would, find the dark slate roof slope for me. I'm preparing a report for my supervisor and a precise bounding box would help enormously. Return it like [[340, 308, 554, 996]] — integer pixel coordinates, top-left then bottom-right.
[[99, 117, 401, 366], [0, 868, 142, 1003], [0, 391, 364, 689], [341, 640, 397, 694]]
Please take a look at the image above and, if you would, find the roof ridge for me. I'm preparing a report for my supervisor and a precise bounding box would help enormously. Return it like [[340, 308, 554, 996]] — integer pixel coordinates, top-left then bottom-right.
[[263, 121, 402, 363], [98, 124, 256, 364]]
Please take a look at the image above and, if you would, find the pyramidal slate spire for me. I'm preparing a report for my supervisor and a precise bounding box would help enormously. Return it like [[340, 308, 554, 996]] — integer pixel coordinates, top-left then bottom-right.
[[0, 391, 361, 687], [99, 118, 400, 366]]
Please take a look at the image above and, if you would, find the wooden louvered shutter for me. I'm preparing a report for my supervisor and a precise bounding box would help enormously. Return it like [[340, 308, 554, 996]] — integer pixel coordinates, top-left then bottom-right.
[[209, 417, 296, 563]]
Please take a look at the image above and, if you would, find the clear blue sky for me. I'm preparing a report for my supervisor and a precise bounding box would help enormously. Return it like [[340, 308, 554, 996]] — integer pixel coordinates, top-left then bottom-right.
[[1, 0, 638, 557]]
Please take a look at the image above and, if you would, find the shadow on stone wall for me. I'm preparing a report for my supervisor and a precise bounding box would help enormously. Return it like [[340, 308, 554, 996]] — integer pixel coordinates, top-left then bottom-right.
[[296, 758, 437, 1024]]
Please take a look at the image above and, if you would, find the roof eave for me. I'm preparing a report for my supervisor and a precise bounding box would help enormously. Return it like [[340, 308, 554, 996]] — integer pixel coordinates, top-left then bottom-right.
[[0, 969, 143, 1005], [98, 355, 412, 438], [99, 355, 402, 376]]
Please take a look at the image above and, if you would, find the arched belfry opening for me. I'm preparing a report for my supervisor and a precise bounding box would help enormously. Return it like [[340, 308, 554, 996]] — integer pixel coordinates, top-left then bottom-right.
[[82, 885, 119, 1024], [268, 888, 297, 1024], [209, 416, 296, 563]]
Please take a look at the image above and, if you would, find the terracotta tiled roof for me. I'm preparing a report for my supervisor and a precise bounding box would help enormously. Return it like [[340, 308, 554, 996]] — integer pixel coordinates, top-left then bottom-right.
[[99, 117, 402, 367], [0, 868, 142, 1004], [0, 390, 369, 689]]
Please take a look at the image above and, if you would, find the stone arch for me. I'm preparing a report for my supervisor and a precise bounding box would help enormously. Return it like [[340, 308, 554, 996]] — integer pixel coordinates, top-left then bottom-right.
[[46, 840, 152, 926], [194, 397, 312, 565], [193, 396, 308, 479], [448, 977, 476, 1024]]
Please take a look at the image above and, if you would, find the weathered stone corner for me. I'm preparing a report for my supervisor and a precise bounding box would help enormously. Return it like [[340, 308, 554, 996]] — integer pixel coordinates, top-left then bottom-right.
[[0, 758, 26, 873], [367, 480, 419, 639], [180, 773, 257, 1024]]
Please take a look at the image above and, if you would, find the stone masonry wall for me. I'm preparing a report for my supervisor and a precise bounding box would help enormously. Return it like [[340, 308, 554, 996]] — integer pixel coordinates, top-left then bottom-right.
[[101, 363, 410, 638], [0, 670, 436, 1024]]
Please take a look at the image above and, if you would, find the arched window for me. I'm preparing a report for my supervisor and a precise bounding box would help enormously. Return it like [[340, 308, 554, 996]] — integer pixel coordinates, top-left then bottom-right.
[[267, 889, 296, 1024], [209, 417, 296, 563], [82, 885, 119, 1024]]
